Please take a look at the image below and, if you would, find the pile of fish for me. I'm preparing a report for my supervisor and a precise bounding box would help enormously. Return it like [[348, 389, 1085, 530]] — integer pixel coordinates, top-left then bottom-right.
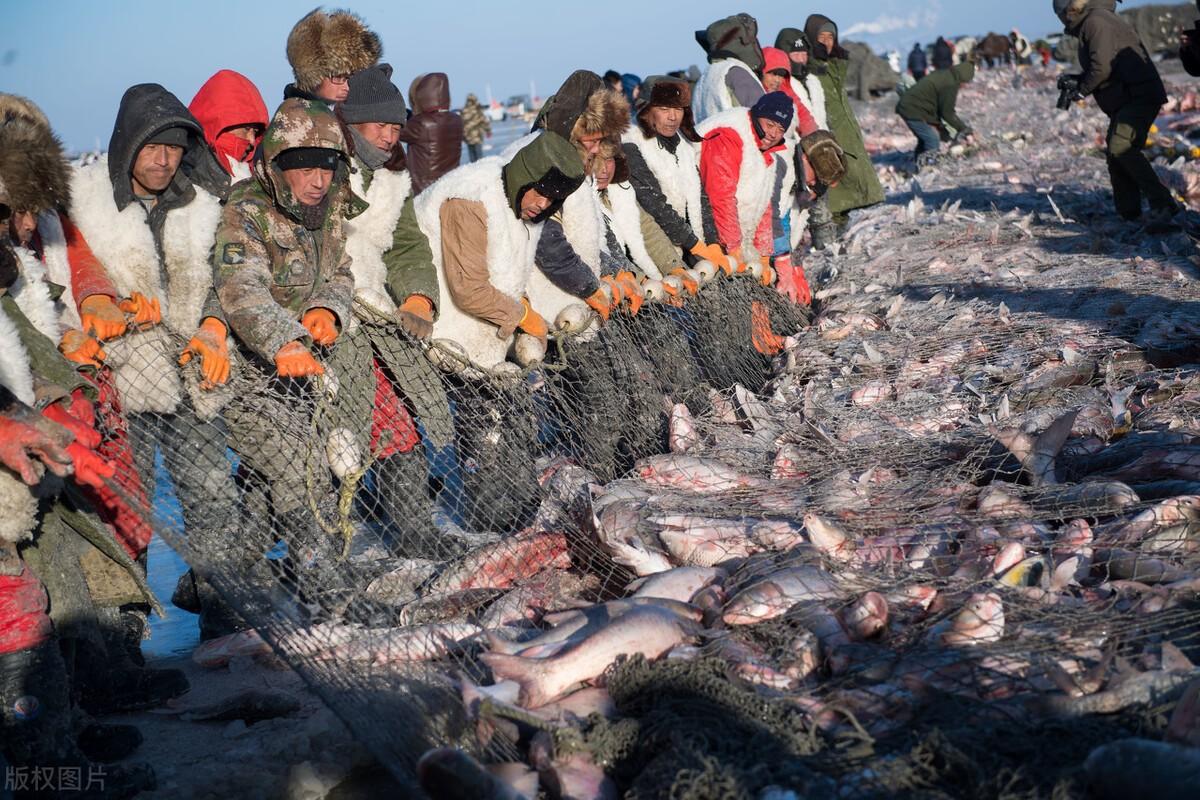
[[192, 65, 1200, 798]]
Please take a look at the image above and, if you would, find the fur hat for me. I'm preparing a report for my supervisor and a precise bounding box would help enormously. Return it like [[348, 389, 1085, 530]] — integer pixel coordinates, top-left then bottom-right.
[[286, 7, 382, 92], [634, 76, 699, 143], [0, 94, 71, 213], [570, 88, 630, 150]]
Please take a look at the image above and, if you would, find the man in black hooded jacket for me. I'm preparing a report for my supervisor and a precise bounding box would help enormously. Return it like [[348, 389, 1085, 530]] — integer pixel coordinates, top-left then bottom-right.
[[1056, 0, 1180, 226]]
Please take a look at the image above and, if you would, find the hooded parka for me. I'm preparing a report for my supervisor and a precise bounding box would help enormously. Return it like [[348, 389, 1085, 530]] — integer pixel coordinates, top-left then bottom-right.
[[804, 15, 885, 219], [399, 73, 464, 194]]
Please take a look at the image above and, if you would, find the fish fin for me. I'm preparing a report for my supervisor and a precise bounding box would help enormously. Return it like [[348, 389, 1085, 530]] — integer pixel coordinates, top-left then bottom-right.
[[479, 652, 549, 708], [625, 576, 647, 593], [1163, 641, 1197, 673], [992, 426, 1035, 471], [1028, 410, 1079, 487]]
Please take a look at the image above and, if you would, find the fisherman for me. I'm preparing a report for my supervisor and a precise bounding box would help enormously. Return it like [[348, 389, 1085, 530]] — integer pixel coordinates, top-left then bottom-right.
[[803, 15, 885, 239], [400, 73, 464, 194], [908, 42, 928, 81], [213, 98, 357, 607], [0, 299, 156, 792], [895, 60, 977, 168], [67, 83, 243, 682], [332, 64, 451, 558], [283, 7, 381, 105], [415, 132, 584, 370], [692, 13, 766, 123], [186, 69, 269, 197], [526, 83, 636, 324], [697, 92, 795, 285], [461, 93, 492, 163], [1055, 0, 1182, 227], [622, 75, 730, 291], [774, 28, 838, 251]]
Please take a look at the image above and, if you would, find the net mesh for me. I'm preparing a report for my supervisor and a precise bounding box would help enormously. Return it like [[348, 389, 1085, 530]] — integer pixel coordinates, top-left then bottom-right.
[[80, 68, 1200, 798]]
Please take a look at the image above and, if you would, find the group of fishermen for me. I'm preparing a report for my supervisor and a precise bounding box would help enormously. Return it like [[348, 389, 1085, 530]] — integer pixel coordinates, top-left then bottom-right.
[[0, 3, 1185, 795]]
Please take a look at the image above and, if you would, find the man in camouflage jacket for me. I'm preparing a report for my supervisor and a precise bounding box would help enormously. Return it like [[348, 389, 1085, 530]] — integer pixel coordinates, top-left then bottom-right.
[[213, 98, 361, 604]]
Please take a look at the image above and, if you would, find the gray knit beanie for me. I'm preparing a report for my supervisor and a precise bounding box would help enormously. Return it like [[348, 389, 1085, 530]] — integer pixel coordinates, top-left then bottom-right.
[[340, 63, 407, 124]]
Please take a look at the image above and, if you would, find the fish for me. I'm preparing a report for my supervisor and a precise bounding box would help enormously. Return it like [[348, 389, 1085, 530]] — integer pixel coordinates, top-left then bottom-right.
[[430, 530, 570, 593], [481, 606, 697, 707], [722, 566, 844, 625], [634, 454, 767, 493], [327, 622, 481, 664], [192, 629, 272, 669], [839, 592, 890, 640], [803, 512, 857, 562], [626, 566, 725, 603], [667, 402, 701, 454], [595, 500, 673, 576], [940, 592, 1005, 646]]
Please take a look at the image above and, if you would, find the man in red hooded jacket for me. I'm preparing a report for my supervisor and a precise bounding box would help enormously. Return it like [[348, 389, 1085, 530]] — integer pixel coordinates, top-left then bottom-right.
[[186, 69, 269, 198]]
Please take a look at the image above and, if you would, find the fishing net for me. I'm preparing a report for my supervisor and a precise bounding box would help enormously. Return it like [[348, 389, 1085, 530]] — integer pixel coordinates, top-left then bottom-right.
[[69, 66, 1200, 798]]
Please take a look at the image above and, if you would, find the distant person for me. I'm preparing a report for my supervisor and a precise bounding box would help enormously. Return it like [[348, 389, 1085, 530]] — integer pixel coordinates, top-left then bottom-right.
[[282, 8, 381, 105], [603, 69, 623, 92], [895, 60, 976, 168], [693, 12, 766, 122], [620, 73, 642, 114], [461, 93, 492, 163], [1055, 0, 1181, 228], [399, 73, 464, 193], [1181, 0, 1200, 77], [932, 36, 955, 71], [908, 42, 928, 80]]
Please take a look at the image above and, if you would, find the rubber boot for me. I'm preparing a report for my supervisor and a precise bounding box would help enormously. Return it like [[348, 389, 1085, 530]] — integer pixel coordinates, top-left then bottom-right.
[[77, 722, 143, 763], [74, 613, 189, 715], [0, 643, 155, 798], [374, 449, 451, 560], [272, 506, 357, 619]]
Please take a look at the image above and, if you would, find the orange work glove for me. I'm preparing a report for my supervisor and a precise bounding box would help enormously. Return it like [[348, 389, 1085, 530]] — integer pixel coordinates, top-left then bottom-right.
[[585, 288, 612, 322], [614, 271, 645, 315], [729, 248, 751, 274], [397, 295, 435, 340], [59, 329, 106, 369], [301, 307, 339, 346], [517, 298, 549, 347], [178, 317, 230, 388], [0, 407, 73, 485], [79, 294, 127, 341], [750, 300, 785, 357], [118, 291, 162, 327], [690, 241, 732, 276], [759, 257, 776, 287], [42, 400, 115, 491], [600, 275, 625, 306], [670, 267, 699, 297], [274, 341, 324, 378], [774, 256, 811, 306]]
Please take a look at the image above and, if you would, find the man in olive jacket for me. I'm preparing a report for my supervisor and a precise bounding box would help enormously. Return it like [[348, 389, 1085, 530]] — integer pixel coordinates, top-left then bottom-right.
[[1056, 0, 1179, 225], [896, 61, 976, 166]]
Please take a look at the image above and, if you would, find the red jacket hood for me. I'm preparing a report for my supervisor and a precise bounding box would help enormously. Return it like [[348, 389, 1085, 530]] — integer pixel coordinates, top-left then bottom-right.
[[409, 73, 451, 114], [189, 70, 268, 151], [762, 46, 791, 75]]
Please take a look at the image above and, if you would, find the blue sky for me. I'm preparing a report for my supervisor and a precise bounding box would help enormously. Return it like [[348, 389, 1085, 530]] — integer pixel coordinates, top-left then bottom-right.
[[1, 0, 1174, 151]]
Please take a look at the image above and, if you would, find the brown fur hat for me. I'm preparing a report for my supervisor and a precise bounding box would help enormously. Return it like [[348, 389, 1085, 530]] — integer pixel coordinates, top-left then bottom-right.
[[634, 76, 699, 143], [0, 94, 71, 213], [287, 7, 382, 91], [569, 88, 630, 152]]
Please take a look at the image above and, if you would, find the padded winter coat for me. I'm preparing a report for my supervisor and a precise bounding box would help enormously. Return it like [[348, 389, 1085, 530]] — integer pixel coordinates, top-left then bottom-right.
[[399, 73, 464, 194]]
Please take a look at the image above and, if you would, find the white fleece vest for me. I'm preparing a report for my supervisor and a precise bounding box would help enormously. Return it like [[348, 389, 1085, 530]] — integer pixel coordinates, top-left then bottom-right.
[[603, 182, 661, 279], [11, 245, 63, 344], [622, 129, 704, 242], [693, 59, 760, 123], [526, 176, 604, 325], [792, 75, 828, 131], [415, 156, 541, 370], [345, 163, 413, 314], [0, 304, 40, 545], [69, 156, 223, 413], [698, 109, 780, 264], [31, 211, 82, 331]]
